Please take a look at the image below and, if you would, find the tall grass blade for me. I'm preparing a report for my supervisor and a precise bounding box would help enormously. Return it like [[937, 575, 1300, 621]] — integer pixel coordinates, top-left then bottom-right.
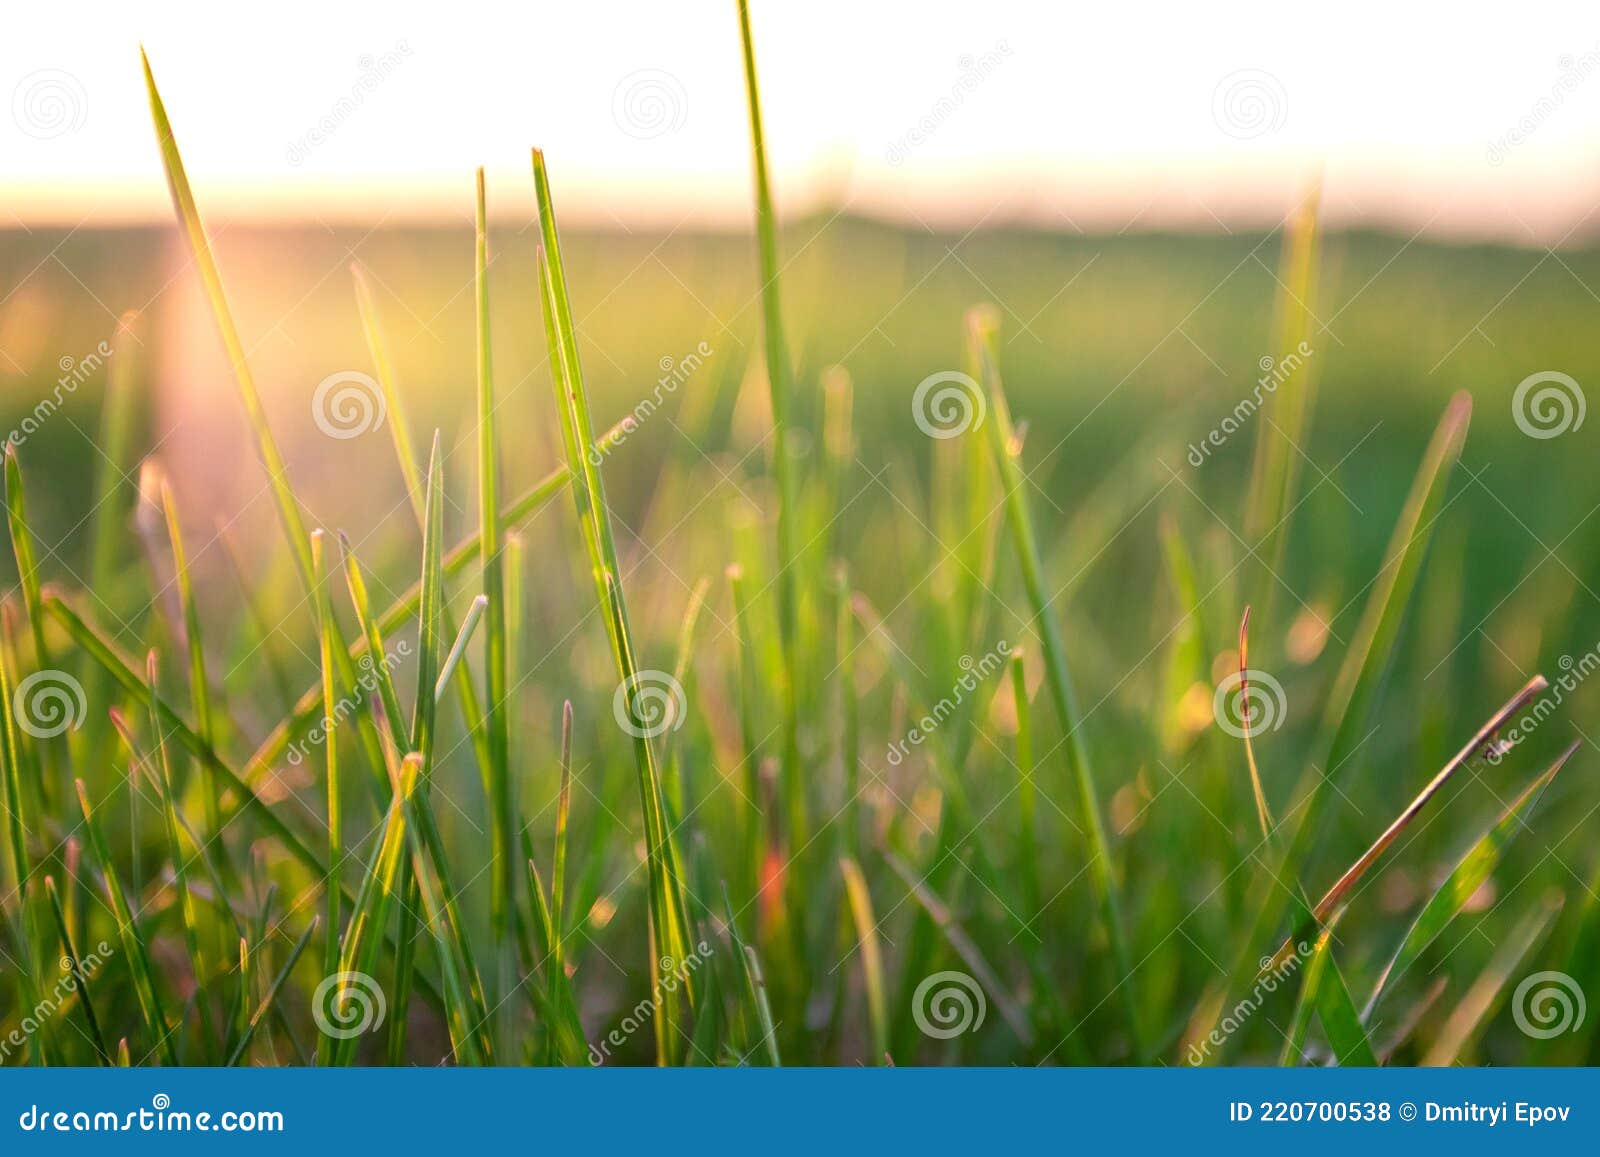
[[967, 305, 1140, 1057]]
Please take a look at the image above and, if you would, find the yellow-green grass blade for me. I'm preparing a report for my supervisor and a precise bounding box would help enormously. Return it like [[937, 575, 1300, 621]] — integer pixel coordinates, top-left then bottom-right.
[[1157, 511, 1209, 757], [1010, 648, 1040, 917], [225, 916, 317, 1066], [728, 563, 765, 885], [353, 274, 494, 797], [75, 778, 178, 1066], [967, 307, 1141, 1057], [533, 152, 695, 1057], [551, 700, 573, 979], [435, 594, 488, 703], [5, 448, 52, 673], [1234, 394, 1473, 1008], [1243, 183, 1322, 562], [724, 883, 781, 1066], [42, 875, 111, 1065], [159, 478, 224, 845], [388, 434, 444, 1063], [835, 565, 861, 863], [1364, 741, 1577, 1022], [1421, 892, 1563, 1066], [142, 50, 313, 590], [523, 851, 587, 1065], [838, 855, 887, 1063], [143, 50, 391, 806], [0, 614, 35, 894], [235, 417, 630, 801], [87, 311, 142, 601], [660, 577, 710, 814], [46, 584, 436, 1019], [1278, 919, 1376, 1066], [395, 752, 493, 1064], [338, 534, 408, 749], [1261, 675, 1549, 976], [310, 530, 345, 1055], [885, 850, 1033, 1047], [141, 650, 222, 1057], [472, 172, 515, 941], [1236, 610, 1277, 842], [736, 0, 803, 849], [330, 762, 410, 1066], [46, 590, 326, 877]]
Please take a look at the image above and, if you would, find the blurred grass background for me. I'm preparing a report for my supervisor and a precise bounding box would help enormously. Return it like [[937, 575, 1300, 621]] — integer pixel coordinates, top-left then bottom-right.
[[4, 217, 1599, 1062]]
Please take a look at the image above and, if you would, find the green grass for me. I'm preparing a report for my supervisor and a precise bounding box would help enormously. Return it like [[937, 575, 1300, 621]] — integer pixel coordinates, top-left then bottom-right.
[[1, 10, 1598, 1068]]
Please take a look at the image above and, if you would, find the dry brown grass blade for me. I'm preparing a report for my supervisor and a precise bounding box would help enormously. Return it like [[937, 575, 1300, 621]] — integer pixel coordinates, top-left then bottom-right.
[[1263, 673, 1550, 971]]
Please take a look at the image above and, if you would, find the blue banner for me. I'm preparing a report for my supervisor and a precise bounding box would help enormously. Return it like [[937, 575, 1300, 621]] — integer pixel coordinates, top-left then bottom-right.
[[1, 1068, 1592, 1153]]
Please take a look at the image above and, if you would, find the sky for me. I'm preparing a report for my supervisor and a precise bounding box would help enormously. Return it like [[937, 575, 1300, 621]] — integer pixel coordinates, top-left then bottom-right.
[[4, 0, 1600, 240]]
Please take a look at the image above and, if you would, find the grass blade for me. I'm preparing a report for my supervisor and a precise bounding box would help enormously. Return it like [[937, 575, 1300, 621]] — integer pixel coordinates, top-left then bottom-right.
[[967, 305, 1140, 1057], [1364, 740, 1578, 1020]]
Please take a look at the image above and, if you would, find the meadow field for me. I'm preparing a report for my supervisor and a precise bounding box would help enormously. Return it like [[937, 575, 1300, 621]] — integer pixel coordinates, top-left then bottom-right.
[[2, 16, 1600, 1068]]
